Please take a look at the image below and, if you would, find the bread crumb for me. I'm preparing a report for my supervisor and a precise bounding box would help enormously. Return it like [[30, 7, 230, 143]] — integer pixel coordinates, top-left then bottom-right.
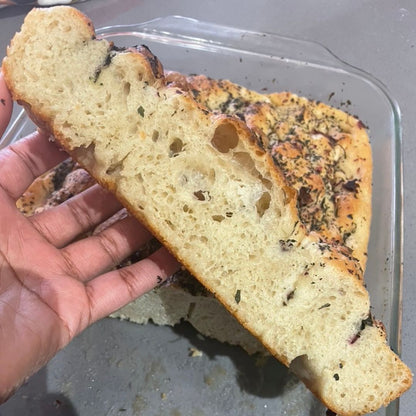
[[189, 347, 203, 358]]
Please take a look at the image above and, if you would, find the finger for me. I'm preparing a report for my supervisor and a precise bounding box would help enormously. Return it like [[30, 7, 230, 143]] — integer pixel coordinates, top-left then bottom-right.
[[85, 247, 180, 323], [0, 71, 13, 137], [60, 214, 154, 281], [30, 184, 124, 247], [0, 130, 68, 200]]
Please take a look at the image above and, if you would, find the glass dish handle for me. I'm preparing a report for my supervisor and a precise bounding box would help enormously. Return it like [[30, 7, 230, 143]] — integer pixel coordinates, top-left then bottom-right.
[[98, 15, 361, 72]]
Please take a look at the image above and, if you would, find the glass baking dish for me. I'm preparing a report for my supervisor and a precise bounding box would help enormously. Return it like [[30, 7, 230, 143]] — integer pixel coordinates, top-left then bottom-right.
[[1, 16, 403, 416]]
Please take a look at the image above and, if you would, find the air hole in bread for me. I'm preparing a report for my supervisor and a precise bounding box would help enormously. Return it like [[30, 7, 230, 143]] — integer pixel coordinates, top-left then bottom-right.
[[256, 191, 271, 217], [136, 173, 144, 183], [169, 137, 184, 157], [152, 130, 160, 142], [233, 151, 256, 173], [73, 143, 95, 167], [165, 219, 175, 230], [283, 288, 296, 306], [289, 354, 313, 382], [212, 215, 225, 222], [190, 234, 208, 244], [123, 82, 131, 96], [114, 69, 126, 81], [211, 122, 239, 153], [105, 151, 131, 177], [47, 20, 58, 30], [261, 177, 273, 190], [194, 190, 211, 201], [232, 152, 272, 193], [105, 161, 123, 177]]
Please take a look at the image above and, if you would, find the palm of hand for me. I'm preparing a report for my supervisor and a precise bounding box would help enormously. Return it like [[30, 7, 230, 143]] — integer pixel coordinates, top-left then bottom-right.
[[0, 131, 179, 401]]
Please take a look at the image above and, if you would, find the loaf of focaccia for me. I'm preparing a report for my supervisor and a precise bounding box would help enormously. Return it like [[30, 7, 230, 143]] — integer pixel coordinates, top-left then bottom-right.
[[4, 7, 411, 415], [16, 72, 373, 355]]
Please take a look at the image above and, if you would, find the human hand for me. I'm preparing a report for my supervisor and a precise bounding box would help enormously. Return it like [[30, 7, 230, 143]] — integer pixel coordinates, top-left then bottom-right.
[[0, 72, 180, 402]]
